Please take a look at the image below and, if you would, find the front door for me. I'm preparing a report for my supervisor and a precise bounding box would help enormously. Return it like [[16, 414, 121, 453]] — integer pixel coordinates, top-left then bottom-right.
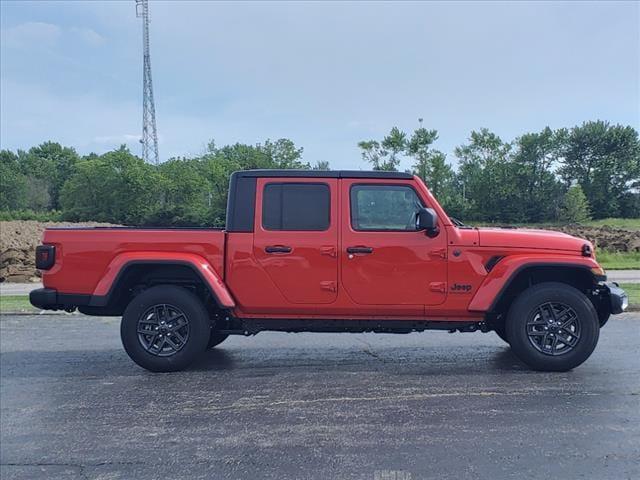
[[340, 180, 448, 311], [253, 177, 339, 304]]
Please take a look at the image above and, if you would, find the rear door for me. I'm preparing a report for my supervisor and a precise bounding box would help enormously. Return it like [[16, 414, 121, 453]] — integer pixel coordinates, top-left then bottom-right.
[[253, 177, 339, 304]]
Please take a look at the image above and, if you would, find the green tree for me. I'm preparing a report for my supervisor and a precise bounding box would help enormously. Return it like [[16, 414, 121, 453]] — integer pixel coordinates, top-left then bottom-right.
[[405, 122, 462, 215], [151, 158, 210, 225], [24, 177, 51, 211], [455, 129, 516, 222], [380, 127, 406, 171], [0, 150, 27, 210], [511, 127, 564, 222], [20, 142, 80, 210], [619, 192, 640, 218], [195, 138, 308, 224], [60, 146, 161, 224], [407, 124, 439, 181], [358, 126, 407, 171], [559, 121, 640, 218], [406, 123, 455, 197], [357, 140, 387, 171], [313, 160, 330, 170], [261, 138, 307, 169], [559, 185, 591, 223]]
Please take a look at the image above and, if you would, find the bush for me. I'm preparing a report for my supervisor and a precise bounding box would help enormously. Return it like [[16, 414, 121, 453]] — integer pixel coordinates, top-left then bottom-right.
[[0, 210, 64, 222], [560, 185, 591, 223]]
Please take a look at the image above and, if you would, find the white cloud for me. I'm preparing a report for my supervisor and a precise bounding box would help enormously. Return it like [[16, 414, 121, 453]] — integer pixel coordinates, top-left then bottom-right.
[[69, 27, 107, 47], [1, 21, 62, 49]]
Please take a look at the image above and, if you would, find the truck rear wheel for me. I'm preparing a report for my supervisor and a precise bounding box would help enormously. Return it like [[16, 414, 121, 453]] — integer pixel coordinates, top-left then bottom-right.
[[207, 332, 229, 349], [506, 282, 599, 372], [121, 285, 210, 372]]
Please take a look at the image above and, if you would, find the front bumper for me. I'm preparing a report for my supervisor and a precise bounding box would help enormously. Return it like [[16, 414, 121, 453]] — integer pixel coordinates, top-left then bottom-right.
[[605, 282, 628, 314]]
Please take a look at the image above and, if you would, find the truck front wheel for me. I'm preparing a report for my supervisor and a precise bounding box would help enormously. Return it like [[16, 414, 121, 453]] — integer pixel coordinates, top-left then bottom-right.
[[121, 285, 210, 372], [506, 282, 599, 372], [493, 324, 508, 344]]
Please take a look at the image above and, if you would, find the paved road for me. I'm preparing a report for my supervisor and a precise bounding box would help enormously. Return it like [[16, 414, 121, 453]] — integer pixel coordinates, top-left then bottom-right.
[[2, 269, 639, 297], [1, 313, 639, 480], [607, 270, 640, 283], [0, 283, 39, 296]]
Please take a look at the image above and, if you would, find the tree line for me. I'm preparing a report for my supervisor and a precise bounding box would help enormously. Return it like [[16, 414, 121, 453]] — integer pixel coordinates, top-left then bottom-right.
[[359, 120, 639, 223], [1, 120, 638, 226], [0, 138, 314, 226]]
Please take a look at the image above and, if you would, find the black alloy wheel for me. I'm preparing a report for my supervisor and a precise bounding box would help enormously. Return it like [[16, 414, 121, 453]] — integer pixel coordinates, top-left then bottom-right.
[[506, 282, 599, 372], [525, 302, 580, 356], [137, 304, 190, 357], [121, 285, 210, 372]]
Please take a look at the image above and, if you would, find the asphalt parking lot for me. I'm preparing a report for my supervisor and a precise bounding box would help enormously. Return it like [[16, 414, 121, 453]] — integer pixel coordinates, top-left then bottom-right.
[[1, 313, 639, 480]]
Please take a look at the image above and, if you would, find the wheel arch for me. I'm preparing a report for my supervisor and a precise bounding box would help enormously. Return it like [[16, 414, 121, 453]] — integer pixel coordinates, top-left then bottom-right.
[[81, 253, 235, 316], [469, 256, 602, 317], [488, 265, 597, 316]]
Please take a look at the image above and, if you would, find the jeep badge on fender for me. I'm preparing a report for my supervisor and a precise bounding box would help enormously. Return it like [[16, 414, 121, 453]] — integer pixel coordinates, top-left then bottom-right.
[[451, 283, 472, 293]]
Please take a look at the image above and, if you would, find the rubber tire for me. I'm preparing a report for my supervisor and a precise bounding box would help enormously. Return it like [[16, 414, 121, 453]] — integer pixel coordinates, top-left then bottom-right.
[[121, 285, 210, 372], [494, 324, 509, 344], [597, 308, 611, 328], [207, 332, 229, 349], [505, 282, 599, 372]]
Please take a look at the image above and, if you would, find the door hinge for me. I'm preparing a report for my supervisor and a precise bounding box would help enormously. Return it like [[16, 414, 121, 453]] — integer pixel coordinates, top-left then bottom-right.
[[320, 281, 337, 292], [429, 248, 447, 259], [429, 282, 447, 293]]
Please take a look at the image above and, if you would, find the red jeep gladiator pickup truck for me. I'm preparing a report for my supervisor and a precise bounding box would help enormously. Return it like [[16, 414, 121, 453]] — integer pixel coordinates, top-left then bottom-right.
[[30, 170, 627, 372]]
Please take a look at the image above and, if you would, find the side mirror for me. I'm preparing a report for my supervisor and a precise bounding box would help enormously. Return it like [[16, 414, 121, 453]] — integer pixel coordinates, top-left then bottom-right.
[[416, 207, 439, 237]]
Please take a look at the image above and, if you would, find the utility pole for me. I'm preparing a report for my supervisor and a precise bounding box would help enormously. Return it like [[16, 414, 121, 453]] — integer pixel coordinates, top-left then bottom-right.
[[136, 0, 159, 164]]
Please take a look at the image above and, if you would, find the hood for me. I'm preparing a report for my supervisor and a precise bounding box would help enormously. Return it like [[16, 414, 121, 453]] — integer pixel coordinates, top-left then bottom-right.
[[478, 227, 591, 253]]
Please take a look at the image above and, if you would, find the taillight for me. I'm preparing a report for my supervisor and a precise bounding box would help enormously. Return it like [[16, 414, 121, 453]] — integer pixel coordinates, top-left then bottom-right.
[[36, 245, 56, 270]]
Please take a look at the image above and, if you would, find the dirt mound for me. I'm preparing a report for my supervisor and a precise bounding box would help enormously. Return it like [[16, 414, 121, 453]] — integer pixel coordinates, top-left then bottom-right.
[[0, 221, 116, 283], [549, 225, 640, 253]]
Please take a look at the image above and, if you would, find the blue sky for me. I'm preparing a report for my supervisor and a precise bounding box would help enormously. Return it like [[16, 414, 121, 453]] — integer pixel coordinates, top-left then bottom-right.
[[1, 1, 638, 171]]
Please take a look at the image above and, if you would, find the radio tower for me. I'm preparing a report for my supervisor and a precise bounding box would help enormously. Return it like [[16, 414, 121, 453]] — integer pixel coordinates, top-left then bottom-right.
[[136, 0, 159, 164]]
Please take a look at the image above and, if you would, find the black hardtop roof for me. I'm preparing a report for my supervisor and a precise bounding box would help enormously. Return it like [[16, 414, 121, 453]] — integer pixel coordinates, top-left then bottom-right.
[[233, 169, 413, 180]]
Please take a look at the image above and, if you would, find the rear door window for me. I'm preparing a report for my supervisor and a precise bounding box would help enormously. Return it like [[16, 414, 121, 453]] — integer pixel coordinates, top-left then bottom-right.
[[262, 183, 330, 231]]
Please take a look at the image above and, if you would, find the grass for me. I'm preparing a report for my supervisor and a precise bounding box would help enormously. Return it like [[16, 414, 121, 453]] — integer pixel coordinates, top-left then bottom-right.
[[598, 251, 640, 270], [582, 218, 640, 230], [0, 295, 37, 313], [620, 283, 640, 309]]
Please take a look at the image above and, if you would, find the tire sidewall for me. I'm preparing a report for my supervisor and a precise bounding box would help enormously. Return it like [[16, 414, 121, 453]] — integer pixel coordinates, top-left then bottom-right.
[[494, 324, 509, 344], [207, 332, 229, 349], [506, 282, 599, 371], [121, 285, 210, 372]]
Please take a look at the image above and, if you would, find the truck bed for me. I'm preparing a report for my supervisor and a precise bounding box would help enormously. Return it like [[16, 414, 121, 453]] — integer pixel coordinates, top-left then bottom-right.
[[41, 227, 226, 295]]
